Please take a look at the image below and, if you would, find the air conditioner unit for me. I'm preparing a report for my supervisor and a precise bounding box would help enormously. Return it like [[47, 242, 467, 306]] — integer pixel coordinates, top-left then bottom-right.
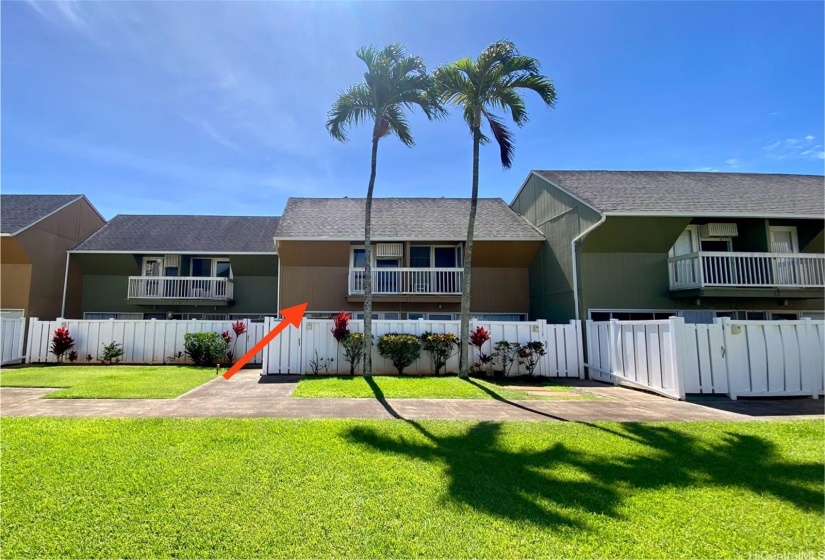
[[376, 243, 403, 258], [699, 223, 738, 239]]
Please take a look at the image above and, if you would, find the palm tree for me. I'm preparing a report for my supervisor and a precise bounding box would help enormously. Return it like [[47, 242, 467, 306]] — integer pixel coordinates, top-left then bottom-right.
[[327, 44, 442, 375], [435, 41, 557, 378]]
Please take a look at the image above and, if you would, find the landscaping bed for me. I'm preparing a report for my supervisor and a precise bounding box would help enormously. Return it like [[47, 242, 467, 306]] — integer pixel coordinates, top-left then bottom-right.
[[0, 365, 218, 399], [1, 418, 821, 558], [292, 375, 597, 400]]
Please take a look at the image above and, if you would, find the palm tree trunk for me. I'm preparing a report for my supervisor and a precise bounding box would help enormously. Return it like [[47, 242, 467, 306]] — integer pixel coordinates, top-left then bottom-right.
[[458, 124, 481, 379], [363, 135, 379, 376]]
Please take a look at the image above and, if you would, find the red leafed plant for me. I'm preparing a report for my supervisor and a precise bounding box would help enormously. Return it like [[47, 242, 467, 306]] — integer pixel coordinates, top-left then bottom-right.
[[68, 350, 79, 363], [232, 321, 247, 337], [229, 321, 247, 365], [50, 327, 75, 363], [469, 326, 490, 349], [331, 311, 351, 374], [330, 311, 351, 342], [469, 326, 493, 377], [220, 331, 232, 345]]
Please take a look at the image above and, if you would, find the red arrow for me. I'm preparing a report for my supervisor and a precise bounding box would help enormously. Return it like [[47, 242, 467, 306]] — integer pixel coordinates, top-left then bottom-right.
[[223, 302, 307, 380]]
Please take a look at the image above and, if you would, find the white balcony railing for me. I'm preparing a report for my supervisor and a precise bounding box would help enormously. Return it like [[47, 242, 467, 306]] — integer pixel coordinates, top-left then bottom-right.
[[349, 268, 463, 295], [127, 277, 234, 301], [668, 252, 825, 290]]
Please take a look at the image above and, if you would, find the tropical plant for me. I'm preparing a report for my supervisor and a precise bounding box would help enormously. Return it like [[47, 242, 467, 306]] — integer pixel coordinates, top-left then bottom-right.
[[327, 44, 443, 375], [183, 332, 229, 367], [518, 340, 546, 377], [99, 341, 124, 365], [377, 333, 422, 375], [230, 321, 247, 364], [420, 331, 459, 375], [341, 332, 368, 376], [434, 41, 557, 378], [50, 327, 75, 363], [493, 340, 521, 377], [469, 326, 494, 377], [68, 350, 78, 363], [330, 311, 351, 374]]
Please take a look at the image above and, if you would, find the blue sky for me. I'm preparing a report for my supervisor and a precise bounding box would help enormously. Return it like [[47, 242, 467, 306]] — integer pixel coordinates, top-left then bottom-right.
[[2, 1, 823, 219]]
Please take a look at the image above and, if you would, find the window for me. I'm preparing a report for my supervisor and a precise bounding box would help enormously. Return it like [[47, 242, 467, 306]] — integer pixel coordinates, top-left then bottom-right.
[[83, 312, 143, 320], [0, 309, 25, 318], [383, 313, 400, 320], [427, 313, 453, 321], [770, 312, 799, 320], [769, 226, 799, 253], [352, 249, 366, 268], [407, 313, 424, 320], [746, 311, 767, 320], [192, 258, 212, 277], [410, 246, 431, 268], [215, 261, 231, 278], [143, 257, 163, 277], [470, 313, 528, 322]]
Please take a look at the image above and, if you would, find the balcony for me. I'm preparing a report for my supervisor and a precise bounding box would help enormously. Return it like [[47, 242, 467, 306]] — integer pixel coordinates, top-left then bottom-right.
[[348, 268, 463, 297], [127, 277, 234, 304], [668, 252, 825, 291]]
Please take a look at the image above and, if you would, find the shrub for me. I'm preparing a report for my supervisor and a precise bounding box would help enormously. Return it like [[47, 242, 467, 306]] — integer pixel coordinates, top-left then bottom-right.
[[341, 332, 367, 376], [518, 341, 546, 377], [183, 332, 229, 367], [378, 333, 422, 375], [68, 351, 78, 363], [99, 341, 124, 365], [494, 341, 520, 377], [50, 327, 75, 363], [330, 311, 351, 342], [420, 332, 459, 375], [309, 349, 334, 375], [229, 321, 247, 364]]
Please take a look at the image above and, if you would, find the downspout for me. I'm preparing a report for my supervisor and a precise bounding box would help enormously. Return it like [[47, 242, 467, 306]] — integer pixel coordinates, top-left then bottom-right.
[[60, 252, 71, 318], [571, 215, 607, 321]]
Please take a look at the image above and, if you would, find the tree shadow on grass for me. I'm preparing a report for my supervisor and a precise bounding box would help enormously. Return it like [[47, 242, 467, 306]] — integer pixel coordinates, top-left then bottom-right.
[[347, 383, 824, 528]]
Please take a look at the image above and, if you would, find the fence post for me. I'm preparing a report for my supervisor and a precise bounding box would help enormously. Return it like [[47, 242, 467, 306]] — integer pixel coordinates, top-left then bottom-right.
[[667, 316, 687, 400], [717, 317, 737, 400], [573, 320, 585, 379], [25, 317, 38, 363], [608, 319, 620, 384], [801, 318, 820, 399]]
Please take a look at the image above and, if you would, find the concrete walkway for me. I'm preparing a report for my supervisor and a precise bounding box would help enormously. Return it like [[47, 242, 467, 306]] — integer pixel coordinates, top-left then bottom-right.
[[1, 370, 822, 422]]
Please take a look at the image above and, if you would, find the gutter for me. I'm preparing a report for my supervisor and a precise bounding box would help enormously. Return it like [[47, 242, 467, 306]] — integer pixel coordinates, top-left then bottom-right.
[[60, 252, 70, 318], [571, 214, 607, 321]]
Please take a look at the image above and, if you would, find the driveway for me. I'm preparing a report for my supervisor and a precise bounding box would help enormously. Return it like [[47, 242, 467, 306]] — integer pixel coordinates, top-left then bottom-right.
[[1, 369, 822, 421]]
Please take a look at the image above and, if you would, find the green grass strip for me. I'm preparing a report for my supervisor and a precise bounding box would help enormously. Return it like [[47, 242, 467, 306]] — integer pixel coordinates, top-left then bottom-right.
[[0, 365, 217, 399], [293, 375, 596, 400]]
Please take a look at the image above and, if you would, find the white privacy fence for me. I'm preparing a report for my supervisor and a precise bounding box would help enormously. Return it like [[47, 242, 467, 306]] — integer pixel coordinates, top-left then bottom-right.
[[586, 317, 825, 400], [25, 318, 266, 364], [263, 318, 584, 377], [1, 317, 27, 365]]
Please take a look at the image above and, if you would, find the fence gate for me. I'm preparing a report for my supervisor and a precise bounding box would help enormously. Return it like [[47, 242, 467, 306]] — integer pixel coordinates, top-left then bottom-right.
[[261, 317, 302, 374], [1, 317, 27, 365], [682, 324, 729, 394]]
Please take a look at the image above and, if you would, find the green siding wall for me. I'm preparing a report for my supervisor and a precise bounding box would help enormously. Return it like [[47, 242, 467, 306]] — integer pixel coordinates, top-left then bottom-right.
[[510, 173, 601, 322], [74, 253, 278, 318]]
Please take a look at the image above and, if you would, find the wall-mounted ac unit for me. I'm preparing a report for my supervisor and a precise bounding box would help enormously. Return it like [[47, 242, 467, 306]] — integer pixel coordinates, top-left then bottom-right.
[[376, 243, 403, 258], [163, 254, 181, 267], [699, 223, 738, 239]]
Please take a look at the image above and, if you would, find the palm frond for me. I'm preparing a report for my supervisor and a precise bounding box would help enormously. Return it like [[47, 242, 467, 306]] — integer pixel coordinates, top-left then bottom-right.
[[326, 83, 375, 142], [384, 104, 414, 147], [483, 110, 515, 169]]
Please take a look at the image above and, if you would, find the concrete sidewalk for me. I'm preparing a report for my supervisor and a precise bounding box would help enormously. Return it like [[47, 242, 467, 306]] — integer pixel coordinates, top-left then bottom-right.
[[1, 370, 822, 422]]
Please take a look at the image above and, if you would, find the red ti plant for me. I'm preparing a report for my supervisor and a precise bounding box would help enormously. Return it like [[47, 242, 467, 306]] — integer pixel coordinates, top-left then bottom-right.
[[50, 327, 75, 363], [331, 311, 351, 374], [68, 350, 79, 363], [221, 330, 233, 364], [230, 321, 247, 365], [469, 326, 493, 376]]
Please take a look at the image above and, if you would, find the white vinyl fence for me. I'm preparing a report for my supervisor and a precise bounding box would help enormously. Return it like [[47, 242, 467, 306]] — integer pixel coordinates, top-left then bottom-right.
[[263, 318, 584, 377], [1, 317, 27, 365], [26, 318, 267, 365], [586, 317, 825, 400]]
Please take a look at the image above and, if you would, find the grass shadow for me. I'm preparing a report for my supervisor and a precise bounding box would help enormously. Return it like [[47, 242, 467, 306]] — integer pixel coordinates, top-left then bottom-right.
[[346, 419, 824, 529], [464, 378, 569, 421]]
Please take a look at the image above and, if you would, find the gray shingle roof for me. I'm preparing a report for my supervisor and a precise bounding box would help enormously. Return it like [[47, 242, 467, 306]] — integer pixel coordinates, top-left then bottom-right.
[[533, 171, 825, 216], [1, 194, 84, 234], [72, 215, 280, 252], [274, 198, 544, 241]]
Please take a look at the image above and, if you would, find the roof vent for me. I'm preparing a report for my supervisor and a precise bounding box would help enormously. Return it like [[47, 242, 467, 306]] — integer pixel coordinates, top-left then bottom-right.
[[699, 223, 738, 239]]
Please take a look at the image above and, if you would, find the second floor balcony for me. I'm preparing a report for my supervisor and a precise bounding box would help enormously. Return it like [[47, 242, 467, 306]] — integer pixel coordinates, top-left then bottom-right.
[[348, 267, 463, 296], [668, 251, 825, 291], [127, 276, 234, 304]]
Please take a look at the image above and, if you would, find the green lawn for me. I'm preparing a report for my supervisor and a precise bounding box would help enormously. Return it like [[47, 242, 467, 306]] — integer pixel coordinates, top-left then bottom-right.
[[293, 375, 596, 400], [1, 418, 821, 558], [0, 365, 218, 399]]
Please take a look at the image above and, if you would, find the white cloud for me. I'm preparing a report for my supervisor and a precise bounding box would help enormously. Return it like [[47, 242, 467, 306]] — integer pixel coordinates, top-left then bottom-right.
[[693, 167, 719, 172], [762, 135, 824, 162], [805, 135, 815, 141], [725, 158, 739, 168]]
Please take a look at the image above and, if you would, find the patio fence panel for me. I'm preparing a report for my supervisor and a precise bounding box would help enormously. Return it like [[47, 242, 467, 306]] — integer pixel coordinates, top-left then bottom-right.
[[1, 317, 27, 365]]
